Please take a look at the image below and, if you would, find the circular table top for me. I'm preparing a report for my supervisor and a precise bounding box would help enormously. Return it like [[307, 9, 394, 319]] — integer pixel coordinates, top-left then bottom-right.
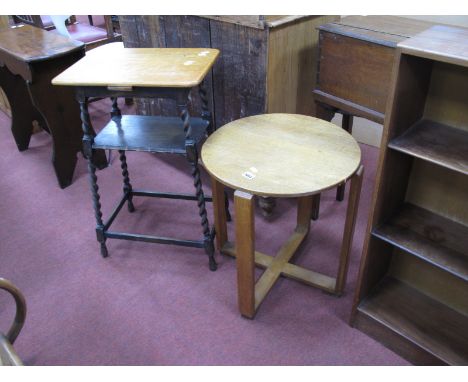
[[201, 114, 361, 197]]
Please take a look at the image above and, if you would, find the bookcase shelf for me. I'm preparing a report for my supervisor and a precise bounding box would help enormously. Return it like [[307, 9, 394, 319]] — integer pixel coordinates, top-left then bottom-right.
[[372, 203, 468, 281], [388, 119, 468, 175], [358, 277, 468, 365], [351, 25, 468, 365]]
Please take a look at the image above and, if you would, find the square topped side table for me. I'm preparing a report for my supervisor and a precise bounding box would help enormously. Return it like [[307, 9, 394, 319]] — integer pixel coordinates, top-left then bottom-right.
[[53, 43, 220, 270]]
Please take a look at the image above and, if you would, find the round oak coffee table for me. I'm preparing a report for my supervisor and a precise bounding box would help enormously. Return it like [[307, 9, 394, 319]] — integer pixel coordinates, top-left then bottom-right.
[[201, 113, 363, 318]]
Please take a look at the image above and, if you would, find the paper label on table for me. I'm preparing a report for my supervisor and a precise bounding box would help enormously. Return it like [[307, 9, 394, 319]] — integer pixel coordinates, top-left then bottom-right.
[[242, 171, 255, 180]]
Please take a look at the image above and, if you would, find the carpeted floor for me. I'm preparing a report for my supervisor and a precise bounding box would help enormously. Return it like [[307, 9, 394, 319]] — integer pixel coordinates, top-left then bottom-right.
[[0, 99, 409, 365]]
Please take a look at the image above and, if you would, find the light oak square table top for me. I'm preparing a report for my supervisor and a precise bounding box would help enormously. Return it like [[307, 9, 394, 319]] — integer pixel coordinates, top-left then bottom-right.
[[52, 43, 220, 88]]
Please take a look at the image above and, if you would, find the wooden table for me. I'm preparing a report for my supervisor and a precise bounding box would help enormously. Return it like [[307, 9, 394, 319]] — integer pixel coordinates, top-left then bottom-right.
[[201, 113, 363, 318], [53, 44, 220, 270], [119, 15, 338, 216], [0, 24, 107, 188]]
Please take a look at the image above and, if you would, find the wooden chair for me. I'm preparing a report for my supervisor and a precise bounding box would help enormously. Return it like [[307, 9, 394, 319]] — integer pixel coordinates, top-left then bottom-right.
[[12, 15, 55, 30], [13, 15, 120, 51], [0, 278, 26, 366], [49, 15, 120, 50]]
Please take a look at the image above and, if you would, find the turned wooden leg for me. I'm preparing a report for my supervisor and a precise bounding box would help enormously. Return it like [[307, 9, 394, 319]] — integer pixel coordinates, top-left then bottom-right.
[[211, 177, 228, 251], [118, 150, 135, 212], [80, 98, 108, 258], [336, 114, 354, 201], [335, 165, 364, 295], [234, 190, 256, 318], [180, 98, 217, 271]]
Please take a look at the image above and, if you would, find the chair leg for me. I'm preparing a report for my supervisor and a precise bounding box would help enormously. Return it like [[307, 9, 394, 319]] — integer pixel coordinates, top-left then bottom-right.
[[118, 150, 135, 212]]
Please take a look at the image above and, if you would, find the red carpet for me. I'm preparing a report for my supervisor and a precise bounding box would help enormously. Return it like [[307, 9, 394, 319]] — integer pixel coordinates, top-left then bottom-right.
[[0, 99, 408, 365]]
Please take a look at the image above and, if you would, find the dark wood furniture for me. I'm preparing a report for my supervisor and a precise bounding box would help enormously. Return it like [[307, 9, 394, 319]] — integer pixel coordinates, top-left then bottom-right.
[[351, 25, 468, 365], [202, 114, 364, 318], [53, 15, 121, 51], [0, 24, 106, 188], [12, 15, 55, 30], [53, 43, 220, 271], [0, 278, 26, 366], [12, 15, 120, 50], [314, 16, 440, 124], [313, 16, 439, 216], [119, 15, 338, 216]]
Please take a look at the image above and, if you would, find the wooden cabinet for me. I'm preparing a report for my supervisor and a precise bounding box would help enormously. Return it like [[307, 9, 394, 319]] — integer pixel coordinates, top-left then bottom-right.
[[351, 25, 468, 365], [119, 15, 338, 128], [314, 16, 437, 124]]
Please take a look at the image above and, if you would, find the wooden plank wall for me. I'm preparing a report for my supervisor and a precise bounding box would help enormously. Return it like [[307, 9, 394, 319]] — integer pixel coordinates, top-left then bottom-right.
[[119, 16, 335, 128], [120, 16, 213, 120], [209, 20, 268, 127]]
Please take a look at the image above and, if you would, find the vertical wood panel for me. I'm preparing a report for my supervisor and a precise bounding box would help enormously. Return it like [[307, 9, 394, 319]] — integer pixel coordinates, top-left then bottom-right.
[[157, 16, 213, 118], [406, 159, 468, 225], [424, 61, 468, 131], [267, 16, 338, 116], [119, 16, 329, 128], [390, 250, 468, 315], [209, 20, 268, 127]]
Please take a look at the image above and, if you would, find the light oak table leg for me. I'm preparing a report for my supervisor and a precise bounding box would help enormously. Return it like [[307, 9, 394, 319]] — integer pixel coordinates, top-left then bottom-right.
[[336, 114, 354, 202], [335, 165, 364, 294], [211, 177, 228, 251], [234, 190, 256, 318], [221, 168, 363, 318], [297, 196, 313, 232]]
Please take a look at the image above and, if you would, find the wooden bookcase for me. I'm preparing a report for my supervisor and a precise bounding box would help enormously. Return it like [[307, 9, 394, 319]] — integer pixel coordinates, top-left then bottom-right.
[[351, 25, 468, 365]]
